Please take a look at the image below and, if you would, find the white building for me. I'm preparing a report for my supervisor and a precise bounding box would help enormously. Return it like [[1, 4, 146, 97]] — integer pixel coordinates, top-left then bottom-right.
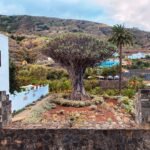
[[0, 34, 49, 111], [0, 34, 9, 94], [128, 52, 146, 59]]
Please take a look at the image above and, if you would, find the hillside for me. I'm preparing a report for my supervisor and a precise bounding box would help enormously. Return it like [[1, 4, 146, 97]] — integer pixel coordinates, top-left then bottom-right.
[[0, 15, 150, 63]]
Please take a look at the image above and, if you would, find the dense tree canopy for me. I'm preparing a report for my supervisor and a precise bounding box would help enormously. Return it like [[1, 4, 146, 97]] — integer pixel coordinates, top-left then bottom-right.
[[43, 33, 116, 100]]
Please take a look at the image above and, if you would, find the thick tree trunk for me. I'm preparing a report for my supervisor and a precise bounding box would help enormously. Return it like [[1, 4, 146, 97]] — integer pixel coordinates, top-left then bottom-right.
[[67, 67, 91, 100], [119, 45, 122, 95]]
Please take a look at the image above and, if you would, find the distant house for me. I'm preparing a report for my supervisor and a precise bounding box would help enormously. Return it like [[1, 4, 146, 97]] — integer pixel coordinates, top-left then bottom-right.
[[0, 34, 9, 94], [127, 52, 146, 59]]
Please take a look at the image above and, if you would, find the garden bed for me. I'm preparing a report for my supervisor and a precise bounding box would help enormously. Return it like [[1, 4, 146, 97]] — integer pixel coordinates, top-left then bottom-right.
[[8, 94, 141, 129]]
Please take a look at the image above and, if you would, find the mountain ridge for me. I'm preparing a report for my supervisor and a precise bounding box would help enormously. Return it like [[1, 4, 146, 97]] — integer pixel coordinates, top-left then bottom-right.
[[0, 15, 150, 63]]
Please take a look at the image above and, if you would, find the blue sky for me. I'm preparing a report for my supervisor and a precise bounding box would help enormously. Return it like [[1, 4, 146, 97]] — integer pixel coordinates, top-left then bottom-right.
[[0, 0, 150, 31]]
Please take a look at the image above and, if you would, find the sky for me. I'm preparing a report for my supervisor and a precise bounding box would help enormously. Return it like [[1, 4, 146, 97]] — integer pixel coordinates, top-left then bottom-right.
[[0, 0, 150, 31]]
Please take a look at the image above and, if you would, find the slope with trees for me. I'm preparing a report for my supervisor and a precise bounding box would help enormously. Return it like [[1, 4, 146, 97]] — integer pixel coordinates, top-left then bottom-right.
[[0, 15, 150, 63]]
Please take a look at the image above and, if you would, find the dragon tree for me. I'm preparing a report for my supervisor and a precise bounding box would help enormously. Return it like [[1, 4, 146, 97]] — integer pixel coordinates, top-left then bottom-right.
[[43, 33, 116, 100]]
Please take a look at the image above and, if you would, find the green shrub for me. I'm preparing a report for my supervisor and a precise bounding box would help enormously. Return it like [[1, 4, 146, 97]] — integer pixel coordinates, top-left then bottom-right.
[[101, 66, 119, 77], [85, 67, 99, 79], [84, 79, 99, 91], [29, 65, 48, 80], [18, 69, 30, 76], [128, 76, 145, 91], [104, 89, 118, 96], [90, 87, 103, 95], [57, 79, 71, 92], [121, 89, 136, 98], [129, 59, 150, 69], [47, 68, 69, 80], [118, 97, 134, 114], [48, 79, 71, 93]]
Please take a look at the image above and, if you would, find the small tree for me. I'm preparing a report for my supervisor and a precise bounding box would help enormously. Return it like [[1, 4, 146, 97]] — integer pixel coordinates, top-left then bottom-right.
[[109, 25, 133, 94], [9, 61, 20, 94], [43, 33, 115, 100]]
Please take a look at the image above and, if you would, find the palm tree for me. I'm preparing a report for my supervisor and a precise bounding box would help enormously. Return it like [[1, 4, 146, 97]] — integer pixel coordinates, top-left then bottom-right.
[[109, 24, 133, 94]]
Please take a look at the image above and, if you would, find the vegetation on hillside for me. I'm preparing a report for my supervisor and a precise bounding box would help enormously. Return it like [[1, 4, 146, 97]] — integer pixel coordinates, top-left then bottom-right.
[[0, 15, 150, 63]]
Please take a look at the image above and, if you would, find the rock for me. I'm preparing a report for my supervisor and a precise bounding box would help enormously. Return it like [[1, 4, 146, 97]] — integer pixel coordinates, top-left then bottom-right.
[[107, 118, 112, 124], [116, 116, 122, 121], [89, 105, 97, 111], [58, 110, 65, 115], [123, 117, 130, 124], [75, 113, 80, 118], [112, 122, 117, 126], [51, 103, 57, 109], [96, 124, 100, 128], [114, 105, 118, 110], [119, 121, 124, 125]]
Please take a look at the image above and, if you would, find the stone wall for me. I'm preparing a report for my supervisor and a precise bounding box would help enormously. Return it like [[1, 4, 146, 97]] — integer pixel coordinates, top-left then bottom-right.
[[99, 80, 127, 89], [0, 129, 150, 150], [136, 89, 150, 124], [0, 91, 11, 128]]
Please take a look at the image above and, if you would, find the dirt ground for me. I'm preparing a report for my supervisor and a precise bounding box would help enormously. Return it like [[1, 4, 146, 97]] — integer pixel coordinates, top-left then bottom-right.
[[8, 94, 144, 129]]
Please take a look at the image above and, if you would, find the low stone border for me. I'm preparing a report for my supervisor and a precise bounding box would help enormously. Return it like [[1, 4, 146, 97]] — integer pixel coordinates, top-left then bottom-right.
[[50, 95, 104, 107]]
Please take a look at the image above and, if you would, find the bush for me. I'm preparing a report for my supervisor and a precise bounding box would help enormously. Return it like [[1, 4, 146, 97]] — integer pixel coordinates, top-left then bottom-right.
[[118, 97, 134, 114], [129, 59, 150, 69], [90, 87, 103, 95], [47, 68, 69, 80], [121, 89, 136, 98], [84, 79, 99, 91], [48, 79, 71, 93], [18, 69, 30, 76], [101, 66, 119, 77], [17, 65, 49, 86], [9, 61, 20, 93], [128, 76, 145, 91], [84, 67, 99, 79], [104, 89, 119, 96], [56, 79, 71, 92], [29, 65, 48, 80]]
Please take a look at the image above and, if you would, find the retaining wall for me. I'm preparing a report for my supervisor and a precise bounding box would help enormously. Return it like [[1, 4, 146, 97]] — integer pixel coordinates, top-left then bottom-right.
[[0, 129, 150, 150], [99, 80, 127, 89], [0, 91, 11, 128], [135, 89, 150, 124]]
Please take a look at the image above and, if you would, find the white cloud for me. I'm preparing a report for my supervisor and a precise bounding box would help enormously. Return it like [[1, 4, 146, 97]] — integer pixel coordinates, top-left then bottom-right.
[[93, 0, 150, 30], [0, 0, 150, 31]]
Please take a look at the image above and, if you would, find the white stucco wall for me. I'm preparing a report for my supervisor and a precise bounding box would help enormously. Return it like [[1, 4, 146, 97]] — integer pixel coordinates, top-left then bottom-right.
[[10, 85, 49, 111], [0, 34, 9, 94]]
